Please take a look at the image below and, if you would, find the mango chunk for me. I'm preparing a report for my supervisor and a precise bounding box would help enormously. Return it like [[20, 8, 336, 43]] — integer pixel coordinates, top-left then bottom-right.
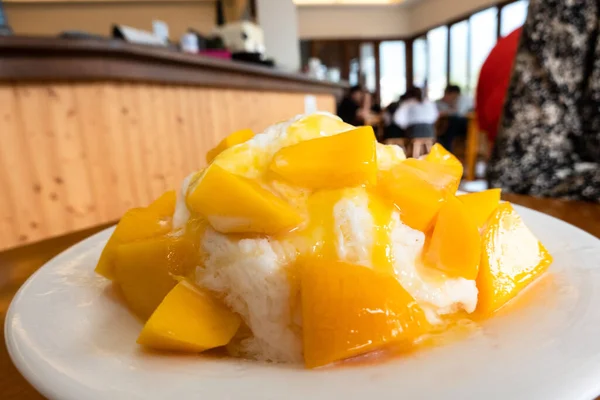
[[270, 126, 377, 189], [145, 190, 178, 216], [425, 196, 481, 280], [301, 260, 430, 368], [187, 164, 302, 234], [378, 163, 446, 232], [458, 189, 502, 229], [287, 113, 354, 140], [137, 281, 241, 352], [476, 203, 553, 315], [206, 128, 254, 164], [95, 191, 177, 280], [402, 158, 460, 195], [114, 234, 198, 320], [425, 143, 463, 181]]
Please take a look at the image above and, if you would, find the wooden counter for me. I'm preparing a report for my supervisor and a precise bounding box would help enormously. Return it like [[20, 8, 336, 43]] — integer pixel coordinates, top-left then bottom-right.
[[0, 37, 346, 251]]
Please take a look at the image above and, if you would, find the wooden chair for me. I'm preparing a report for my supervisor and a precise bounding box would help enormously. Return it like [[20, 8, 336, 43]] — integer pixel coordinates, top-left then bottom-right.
[[434, 115, 449, 140], [465, 113, 491, 181], [384, 138, 409, 153], [411, 138, 435, 158], [384, 137, 435, 158], [405, 124, 436, 158]]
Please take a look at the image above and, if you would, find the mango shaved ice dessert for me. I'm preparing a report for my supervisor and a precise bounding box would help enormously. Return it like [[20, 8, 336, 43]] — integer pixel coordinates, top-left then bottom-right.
[[95, 113, 553, 368]]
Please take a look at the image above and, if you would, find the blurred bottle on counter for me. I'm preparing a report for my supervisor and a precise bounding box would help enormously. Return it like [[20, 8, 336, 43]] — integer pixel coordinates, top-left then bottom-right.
[[180, 33, 199, 54], [152, 20, 169, 44], [0, 0, 13, 36], [307, 58, 327, 80], [327, 68, 341, 83]]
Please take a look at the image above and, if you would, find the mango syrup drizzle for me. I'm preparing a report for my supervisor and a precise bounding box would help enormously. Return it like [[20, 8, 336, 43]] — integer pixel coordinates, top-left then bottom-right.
[[368, 191, 396, 276], [284, 189, 344, 328]]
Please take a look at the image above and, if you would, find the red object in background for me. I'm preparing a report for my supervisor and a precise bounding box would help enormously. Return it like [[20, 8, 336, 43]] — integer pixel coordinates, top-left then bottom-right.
[[476, 28, 522, 144], [199, 50, 232, 60]]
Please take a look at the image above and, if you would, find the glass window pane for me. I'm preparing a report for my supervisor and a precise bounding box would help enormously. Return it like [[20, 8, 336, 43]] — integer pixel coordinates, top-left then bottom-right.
[[470, 7, 498, 93], [379, 41, 406, 107], [349, 59, 359, 86], [360, 43, 377, 93], [413, 37, 428, 89], [449, 20, 469, 94], [501, 0, 528, 37], [427, 26, 448, 100]]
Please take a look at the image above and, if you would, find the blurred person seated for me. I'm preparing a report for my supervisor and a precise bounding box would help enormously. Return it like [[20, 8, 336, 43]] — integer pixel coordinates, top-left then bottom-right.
[[485, 0, 599, 202], [393, 87, 438, 139], [436, 85, 462, 116], [362, 91, 372, 117], [362, 91, 386, 139], [370, 93, 383, 114], [436, 85, 469, 152], [382, 94, 406, 141], [337, 85, 368, 126]]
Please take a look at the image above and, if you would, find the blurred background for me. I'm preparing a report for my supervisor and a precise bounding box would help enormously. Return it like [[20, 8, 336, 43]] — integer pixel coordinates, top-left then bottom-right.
[[0, 0, 531, 253]]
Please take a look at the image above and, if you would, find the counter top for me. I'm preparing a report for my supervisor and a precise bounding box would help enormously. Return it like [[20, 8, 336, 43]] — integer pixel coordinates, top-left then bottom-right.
[[0, 36, 346, 94]]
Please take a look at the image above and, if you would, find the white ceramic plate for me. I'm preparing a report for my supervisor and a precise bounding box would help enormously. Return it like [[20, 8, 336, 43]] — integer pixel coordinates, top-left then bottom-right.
[[5, 205, 600, 400]]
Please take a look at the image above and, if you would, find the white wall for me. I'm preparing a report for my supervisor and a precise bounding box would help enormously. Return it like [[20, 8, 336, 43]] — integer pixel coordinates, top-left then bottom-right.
[[256, 0, 301, 71], [5, 1, 216, 38], [296, 0, 499, 39], [407, 0, 499, 33], [297, 5, 411, 39]]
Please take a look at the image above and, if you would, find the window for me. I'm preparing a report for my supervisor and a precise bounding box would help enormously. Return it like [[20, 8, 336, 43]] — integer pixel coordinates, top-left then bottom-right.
[[349, 58, 359, 86], [379, 41, 406, 107], [307, 0, 529, 108], [360, 43, 377, 93], [469, 7, 498, 92], [413, 37, 428, 89], [449, 20, 469, 94], [427, 26, 448, 100], [501, 0, 529, 37]]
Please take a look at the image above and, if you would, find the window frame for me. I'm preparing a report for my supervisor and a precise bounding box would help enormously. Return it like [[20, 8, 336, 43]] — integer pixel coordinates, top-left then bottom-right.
[[407, 0, 527, 95], [300, 0, 527, 102]]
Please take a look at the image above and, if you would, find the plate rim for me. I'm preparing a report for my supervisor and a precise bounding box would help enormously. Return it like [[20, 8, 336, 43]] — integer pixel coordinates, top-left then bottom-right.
[[5, 204, 600, 400]]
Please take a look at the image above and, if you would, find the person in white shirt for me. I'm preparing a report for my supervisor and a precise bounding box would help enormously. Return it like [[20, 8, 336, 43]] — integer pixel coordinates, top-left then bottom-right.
[[393, 87, 438, 137]]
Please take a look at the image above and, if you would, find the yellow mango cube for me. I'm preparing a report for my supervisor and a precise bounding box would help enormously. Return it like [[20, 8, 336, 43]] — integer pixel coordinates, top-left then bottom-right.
[[95, 191, 177, 280], [187, 164, 302, 234], [476, 203, 553, 315], [269, 126, 377, 189], [301, 260, 430, 368], [287, 113, 354, 139], [137, 281, 241, 352], [458, 189, 502, 228], [425, 143, 463, 181], [145, 190, 178, 216], [424, 196, 481, 280], [206, 128, 254, 164], [378, 163, 446, 232], [114, 234, 198, 320], [402, 158, 460, 195]]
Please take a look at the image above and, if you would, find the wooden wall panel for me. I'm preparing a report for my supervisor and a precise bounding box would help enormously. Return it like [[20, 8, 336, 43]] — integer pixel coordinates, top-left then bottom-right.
[[0, 82, 336, 250], [223, 0, 251, 22]]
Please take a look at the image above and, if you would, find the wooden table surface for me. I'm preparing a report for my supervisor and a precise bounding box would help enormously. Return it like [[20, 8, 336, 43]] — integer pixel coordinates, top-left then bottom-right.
[[0, 196, 598, 400]]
